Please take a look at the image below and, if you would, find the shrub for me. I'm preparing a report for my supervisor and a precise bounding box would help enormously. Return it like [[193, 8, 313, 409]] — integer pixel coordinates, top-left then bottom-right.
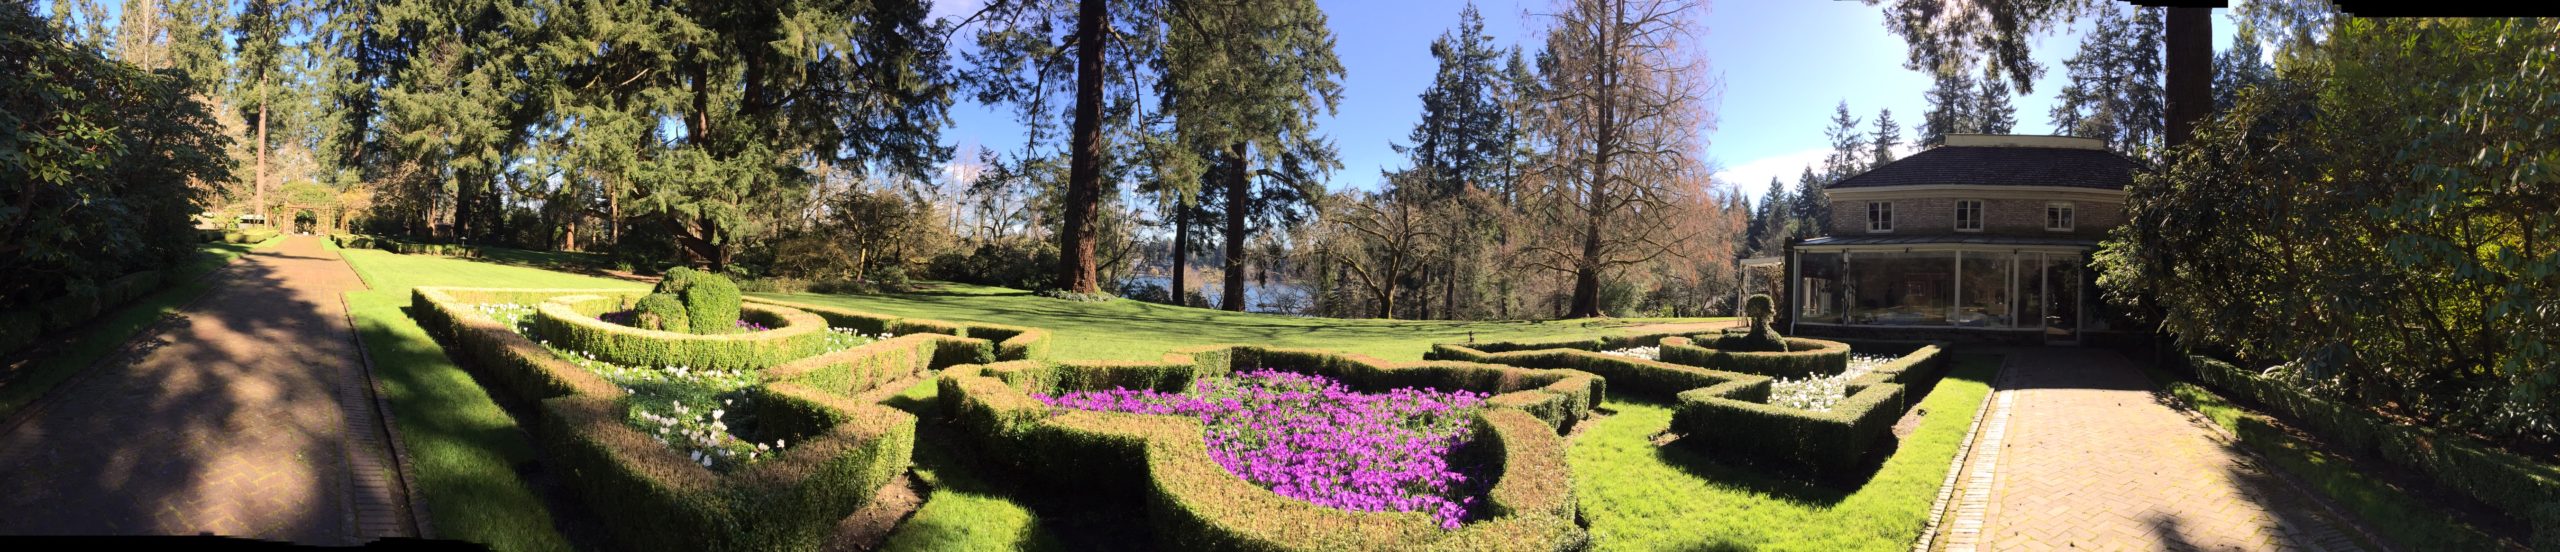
[[2183, 354, 2560, 541], [37, 288, 102, 332], [0, 310, 41, 355], [653, 267, 743, 334], [632, 293, 689, 332], [938, 346, 1593, 550], [534, 300, 831, 372], [1657, 336, 1851, 379]]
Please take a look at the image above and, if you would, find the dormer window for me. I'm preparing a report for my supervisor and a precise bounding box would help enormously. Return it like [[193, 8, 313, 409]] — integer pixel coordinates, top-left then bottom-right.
[[1867, 202, 1894, 233], [1954, 200, 1984, 232], [2046, 202, 2076, 231]]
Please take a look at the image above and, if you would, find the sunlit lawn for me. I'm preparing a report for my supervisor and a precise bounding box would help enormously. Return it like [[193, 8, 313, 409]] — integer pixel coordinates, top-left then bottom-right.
[[1569, 354, 2001, 551]]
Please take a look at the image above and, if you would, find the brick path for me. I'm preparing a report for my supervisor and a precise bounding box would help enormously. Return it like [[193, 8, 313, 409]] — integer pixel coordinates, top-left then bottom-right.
[[1942, 348, 2369, 552], [0, 236, 413, 543]]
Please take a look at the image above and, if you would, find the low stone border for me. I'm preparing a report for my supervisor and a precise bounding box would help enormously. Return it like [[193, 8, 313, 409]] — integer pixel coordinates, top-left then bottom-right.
[[1938, 355, 2022, 552], [1912, 354, 2006, 552]]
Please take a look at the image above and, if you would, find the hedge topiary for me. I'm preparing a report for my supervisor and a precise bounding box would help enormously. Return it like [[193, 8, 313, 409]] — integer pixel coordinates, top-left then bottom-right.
[[939, 346, 1595, 550], [634, 293, 689, 332], [1716, 294, 1790, 352], [654, 267, 742, 334], [1659, 335, 1851, 379]]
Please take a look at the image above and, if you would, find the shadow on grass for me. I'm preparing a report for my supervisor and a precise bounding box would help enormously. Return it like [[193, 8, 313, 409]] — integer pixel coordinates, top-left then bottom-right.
[[882, 380, 1142, 552]]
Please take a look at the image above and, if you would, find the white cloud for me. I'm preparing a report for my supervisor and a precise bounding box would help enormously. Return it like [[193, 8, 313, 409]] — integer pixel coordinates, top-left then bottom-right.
[[931, 0, 987, 25]]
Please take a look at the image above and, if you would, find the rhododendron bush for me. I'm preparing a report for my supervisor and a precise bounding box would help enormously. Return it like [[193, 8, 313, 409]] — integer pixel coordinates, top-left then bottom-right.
[[1036, 370, 1489, 529]]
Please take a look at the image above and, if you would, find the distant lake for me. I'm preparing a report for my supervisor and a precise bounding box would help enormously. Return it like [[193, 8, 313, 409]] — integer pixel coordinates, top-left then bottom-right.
[[1123, 276, 1310, 315]]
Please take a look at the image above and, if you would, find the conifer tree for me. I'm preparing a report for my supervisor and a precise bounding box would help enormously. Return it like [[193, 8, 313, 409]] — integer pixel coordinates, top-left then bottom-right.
[[1155, 0, 1343, 311], [232, 0, 293, 224], [1974, 70, 2017, 134], [1870, 108, 1902, 168]]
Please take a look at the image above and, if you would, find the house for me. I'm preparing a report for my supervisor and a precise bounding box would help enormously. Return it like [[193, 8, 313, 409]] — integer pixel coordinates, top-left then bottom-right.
[[1781, 134, 2134, 345]]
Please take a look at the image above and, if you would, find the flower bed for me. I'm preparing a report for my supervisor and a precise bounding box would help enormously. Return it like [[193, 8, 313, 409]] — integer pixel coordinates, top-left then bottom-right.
[[1432, 337, 1948, 476], [1039, 369, 1489, 528], [940, 345, 1595, 550], [410, 287, 1054, 551]]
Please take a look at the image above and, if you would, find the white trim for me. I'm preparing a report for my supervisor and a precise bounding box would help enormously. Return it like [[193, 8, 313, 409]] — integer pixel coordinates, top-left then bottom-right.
[[1828, 185, 2126, 203], [1867, 201, 1896, 233], [2044, 202, 2077, 232], [1953, 199, 1985, 232]]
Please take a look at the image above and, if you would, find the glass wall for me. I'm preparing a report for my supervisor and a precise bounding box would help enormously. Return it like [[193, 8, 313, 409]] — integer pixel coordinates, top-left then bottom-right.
[[1796, 252, 1843, 322], [1848, 251, 1955, 325], [1957, 252, 2013, 327], [2041, 254, 2081, 341]]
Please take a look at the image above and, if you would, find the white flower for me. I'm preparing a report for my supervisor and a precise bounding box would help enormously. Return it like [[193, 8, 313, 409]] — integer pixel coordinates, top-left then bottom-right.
[[711, 409, 723, 419], [700, 457, 713, 467]]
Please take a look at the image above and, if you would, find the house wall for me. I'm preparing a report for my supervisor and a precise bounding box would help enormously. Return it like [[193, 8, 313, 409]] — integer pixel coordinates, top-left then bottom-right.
[[1828, 196, 2124, 239]]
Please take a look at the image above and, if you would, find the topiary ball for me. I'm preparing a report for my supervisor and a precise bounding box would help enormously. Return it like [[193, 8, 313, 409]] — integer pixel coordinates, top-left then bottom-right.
[[680, 272, 741, 334], [1744, 293, 1776, 320], [634, 292, 689, 332]]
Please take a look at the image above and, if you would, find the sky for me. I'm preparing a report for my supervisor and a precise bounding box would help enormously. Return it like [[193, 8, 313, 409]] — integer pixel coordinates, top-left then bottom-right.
[[934, 0, 2237, 204]]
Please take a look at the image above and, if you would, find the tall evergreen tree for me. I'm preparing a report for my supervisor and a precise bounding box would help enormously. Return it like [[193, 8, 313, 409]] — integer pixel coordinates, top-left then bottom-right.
[[1974, 69, 2017, 134], [962, 0, 1165, 293], [2051, 4, 2165, 158], [1870, 108, 1902, 168], [1791, 166, 1825, 241], [1753, 177, 1794, 255], [231, 0, 293, 224], [1820, 101, 1865, 182], [2211, 22, 2273, 112], [1392, 3, 1511, 199], [1156, 0, 1344, 311], [1919, 67, 1975, 146]]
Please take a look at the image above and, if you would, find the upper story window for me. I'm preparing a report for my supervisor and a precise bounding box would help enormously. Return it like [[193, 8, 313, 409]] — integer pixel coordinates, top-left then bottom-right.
[[2046, 202, 2076, 231], [1954, 200, 1984, 232], [1867, 202, 1894, 233]]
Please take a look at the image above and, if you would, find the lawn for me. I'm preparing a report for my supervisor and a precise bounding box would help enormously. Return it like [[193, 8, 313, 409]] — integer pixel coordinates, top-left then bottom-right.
[[333, 249, 1758, 550], [757, 284, 1735, 361], [335, 245, 642, 551], [0, 236, 284, 419], [1568, 354, 2001, 551]]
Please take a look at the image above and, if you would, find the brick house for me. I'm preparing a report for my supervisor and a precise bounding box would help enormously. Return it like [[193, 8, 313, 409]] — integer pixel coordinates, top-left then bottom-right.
[[1781, 134, 2134, 345]]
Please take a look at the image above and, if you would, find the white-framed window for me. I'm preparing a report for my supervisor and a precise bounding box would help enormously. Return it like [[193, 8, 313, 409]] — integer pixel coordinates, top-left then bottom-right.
[[1867, 202, 1895, 233], [2046, 202, 2076, 231], [1954, 199, 1984, 232]]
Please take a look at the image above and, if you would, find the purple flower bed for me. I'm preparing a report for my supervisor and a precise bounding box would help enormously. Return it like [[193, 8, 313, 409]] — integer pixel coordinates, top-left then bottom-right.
[[1034, 369, 1488, 529]]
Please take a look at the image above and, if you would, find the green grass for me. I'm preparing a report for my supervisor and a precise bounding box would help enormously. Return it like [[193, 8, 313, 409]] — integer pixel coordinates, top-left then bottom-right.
[[1568, 354, 2001, 551], [2139, 367, 2508, 551], [758, 283, 1734, 361], [0, 236, 283, 419], [335, 245, 641, 551]]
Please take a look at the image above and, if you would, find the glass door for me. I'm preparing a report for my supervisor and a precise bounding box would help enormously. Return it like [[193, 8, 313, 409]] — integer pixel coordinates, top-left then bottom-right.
[[2039, 254, 2081, 344]]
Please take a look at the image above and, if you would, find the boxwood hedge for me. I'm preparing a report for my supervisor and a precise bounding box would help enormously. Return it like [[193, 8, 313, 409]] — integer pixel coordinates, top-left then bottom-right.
[[1435, 337, 1949, 477], [1656, 335, 1852, 378], [411, 287, 1054, 551], [2179, 354, 2560, 543], [533, 295, 832, 372], [938, 345, 1596, 551]]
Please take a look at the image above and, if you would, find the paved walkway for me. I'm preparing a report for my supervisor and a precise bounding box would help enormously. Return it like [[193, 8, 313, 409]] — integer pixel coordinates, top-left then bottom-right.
[[0, 236, 412, 543], [1942, 348, 2369, 552]]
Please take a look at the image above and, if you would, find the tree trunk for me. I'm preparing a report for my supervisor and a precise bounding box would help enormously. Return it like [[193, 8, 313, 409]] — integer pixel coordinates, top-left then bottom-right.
[[1056, 0, 1107, 294], [1172, 198, 1189, 306], [1565, 0, 1617, 319], [254, 74, 269, 227], [2164, 7, 2212, 149], [1220, 143, 1249, 312]]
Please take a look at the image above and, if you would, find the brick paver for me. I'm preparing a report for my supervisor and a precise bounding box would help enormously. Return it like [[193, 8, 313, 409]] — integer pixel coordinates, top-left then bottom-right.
[[1946, 348, 2368, 552], [0, 236, 412, 543]]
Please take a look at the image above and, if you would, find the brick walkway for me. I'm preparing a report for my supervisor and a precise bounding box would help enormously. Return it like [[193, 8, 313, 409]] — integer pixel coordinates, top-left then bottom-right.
[[1942, 348, 2369, 552], [0, 236, 413, 543]]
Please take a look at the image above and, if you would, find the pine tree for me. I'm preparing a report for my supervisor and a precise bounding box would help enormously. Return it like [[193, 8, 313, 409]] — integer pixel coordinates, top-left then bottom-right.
[[1870, 108, 1902, 168], [1754, 177, 1793, 256], [231, 0, 293, 225], [1974, 69, 2017, 134], [2212, 22, 2273, 112], [1791, 166, 1826, 241], [2052, 4, 2166, 158], [1820, 101, 1865, 182], [1156, 0, 1343, 311], [1919, 68, 1976, 146]]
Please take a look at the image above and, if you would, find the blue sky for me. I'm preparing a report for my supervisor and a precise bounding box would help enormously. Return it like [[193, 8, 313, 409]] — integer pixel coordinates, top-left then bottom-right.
[[934, 0, 2237, 203]]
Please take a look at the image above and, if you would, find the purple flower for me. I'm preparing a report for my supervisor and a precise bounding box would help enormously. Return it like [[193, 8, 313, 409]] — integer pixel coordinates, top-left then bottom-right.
[[1034, 369, 1486, 529]]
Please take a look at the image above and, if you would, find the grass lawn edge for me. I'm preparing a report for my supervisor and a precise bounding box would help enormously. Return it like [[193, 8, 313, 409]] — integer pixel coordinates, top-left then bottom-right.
[[0, 236, 282, 420]]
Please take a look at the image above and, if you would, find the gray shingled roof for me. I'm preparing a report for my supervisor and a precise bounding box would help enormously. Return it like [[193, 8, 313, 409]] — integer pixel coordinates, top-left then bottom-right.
[[1829, 145, 2134, 190]]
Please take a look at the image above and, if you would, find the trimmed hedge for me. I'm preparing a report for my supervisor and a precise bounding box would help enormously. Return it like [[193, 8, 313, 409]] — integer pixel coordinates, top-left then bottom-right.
[[655, 268, 743, 335], [410, 287, 1051, 551], [534, 298, 831, 372], [939, 345, 1595, 550], [2179, 354, 2560, 542], [1657, 335, 1852, 378], [633, 293, 689, 332], [0, 310, 41, 355], [1439, 336, 1949, 477], [746, 296, 1053, 364]]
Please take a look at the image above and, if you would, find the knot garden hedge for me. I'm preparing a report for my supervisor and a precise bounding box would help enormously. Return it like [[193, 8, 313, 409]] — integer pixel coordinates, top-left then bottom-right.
[[410, 287, 1047, 551], [1429, 332, 1949, 475], [937, 345, 1600, 550]]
